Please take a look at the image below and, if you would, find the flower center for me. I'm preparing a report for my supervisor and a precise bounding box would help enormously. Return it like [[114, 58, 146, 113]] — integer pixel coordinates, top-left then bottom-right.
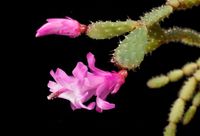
[[118, 70, 128, 79], [47, 89, 66, 100], [80, 24, 87, 33]]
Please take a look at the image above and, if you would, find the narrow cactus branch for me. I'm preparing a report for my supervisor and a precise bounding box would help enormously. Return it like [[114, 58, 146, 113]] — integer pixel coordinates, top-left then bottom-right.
[[147, 58, 199, 88], [164, 122, 177, 136], [182, 106, 197, 125], [183, 91, 200, 125], [147, 58, 200, 136], [168, 98, 186, 124], [86, 20, 138, 39], [164, 98, 185, 136], [147, 69, 184, 89], [146, 26, 200, 54], [164, 77, 198, 136], [182, 69, 200, 126], [164, 27, 200, 48]]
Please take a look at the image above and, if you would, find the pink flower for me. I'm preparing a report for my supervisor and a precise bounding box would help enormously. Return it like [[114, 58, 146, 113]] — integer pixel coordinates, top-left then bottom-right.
[[36, 17, 87, 38], [47, 52, 127, 112]]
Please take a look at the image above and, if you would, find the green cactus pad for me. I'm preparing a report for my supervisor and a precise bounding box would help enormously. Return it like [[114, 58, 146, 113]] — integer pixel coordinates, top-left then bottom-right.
[[86, 20, 137, 39], [112, 26, 148, 70], [145, 23, 165, 53], [141, 5, 173, 27]]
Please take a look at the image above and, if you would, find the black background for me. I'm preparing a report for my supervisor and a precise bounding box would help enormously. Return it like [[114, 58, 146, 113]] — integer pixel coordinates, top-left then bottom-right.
[[11, 0, 200, 135]]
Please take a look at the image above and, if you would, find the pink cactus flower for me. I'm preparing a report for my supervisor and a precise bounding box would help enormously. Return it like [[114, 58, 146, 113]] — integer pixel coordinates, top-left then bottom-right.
[[36, 17, 87, 38], [47, 52, 127, 112]]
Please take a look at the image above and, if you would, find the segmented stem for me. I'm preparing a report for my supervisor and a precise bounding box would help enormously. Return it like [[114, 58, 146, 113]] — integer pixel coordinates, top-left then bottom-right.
[[166, 0, 200, 10]]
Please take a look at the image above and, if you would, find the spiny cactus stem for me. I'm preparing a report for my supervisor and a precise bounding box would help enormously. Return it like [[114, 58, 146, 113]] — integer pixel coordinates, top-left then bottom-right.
[[166, 0, 200, 10], [164, 27, 200, 48]]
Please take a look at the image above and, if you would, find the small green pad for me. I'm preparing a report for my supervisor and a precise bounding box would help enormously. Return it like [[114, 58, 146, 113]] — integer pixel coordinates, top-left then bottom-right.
[[141, 5, 173, 27], [86, 20, 136, 39]]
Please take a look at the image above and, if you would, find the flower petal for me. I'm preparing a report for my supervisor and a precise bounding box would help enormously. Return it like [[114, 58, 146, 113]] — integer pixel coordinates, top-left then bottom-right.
[[96, 97, 115, 110], [86, 52, 110, 76], [72, 92, 95, 110], [77, 101, 96, 110], [46, 18, 67, 22], [96, 84, 107, 96], [96, 83, 112, 100], [65, 16, 74, 20], [36, 17, 81, 38], [36, 22, 61, 37], [50, 68, 75, 87], [56, 88, 76, 101], [47, 81, 57, 89], [96, 107, 103, 113], [47, 81, 62, 92], [50, 70, 63, 86], [72, 62, 88, 79], [111, 84, 121, 94], [70, 103, 76, 111], [55, 68, 74, 82], [47, 88, 69, 100]]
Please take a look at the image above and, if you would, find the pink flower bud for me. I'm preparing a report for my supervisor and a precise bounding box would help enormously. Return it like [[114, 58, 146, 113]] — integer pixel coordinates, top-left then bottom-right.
[[36, 17, 86, 38]]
